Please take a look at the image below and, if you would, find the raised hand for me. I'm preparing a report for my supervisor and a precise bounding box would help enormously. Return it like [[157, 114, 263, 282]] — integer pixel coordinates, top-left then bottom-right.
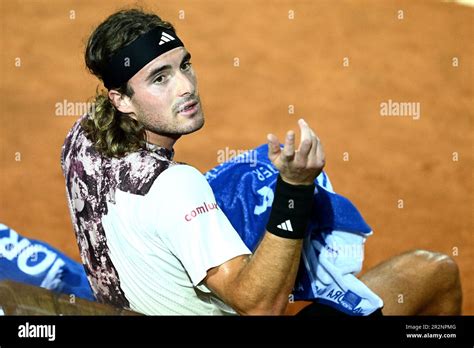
[[267, 118, 325, 186]]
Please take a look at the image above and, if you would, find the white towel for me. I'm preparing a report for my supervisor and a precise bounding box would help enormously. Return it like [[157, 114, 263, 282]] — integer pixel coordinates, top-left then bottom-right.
[[302, 229, 384, 315]]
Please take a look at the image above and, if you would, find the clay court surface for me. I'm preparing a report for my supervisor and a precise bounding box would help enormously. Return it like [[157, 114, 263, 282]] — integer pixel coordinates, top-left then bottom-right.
[[1, 0, 472, 313]]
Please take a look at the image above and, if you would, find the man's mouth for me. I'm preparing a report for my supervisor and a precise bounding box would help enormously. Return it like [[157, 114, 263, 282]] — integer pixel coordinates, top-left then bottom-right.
[[177, 100, 199, 116]]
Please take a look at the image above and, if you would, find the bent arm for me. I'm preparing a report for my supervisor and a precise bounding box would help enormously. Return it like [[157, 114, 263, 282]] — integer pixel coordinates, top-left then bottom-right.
[[205, 232, 302, 315], [205, 119, 325, 315]]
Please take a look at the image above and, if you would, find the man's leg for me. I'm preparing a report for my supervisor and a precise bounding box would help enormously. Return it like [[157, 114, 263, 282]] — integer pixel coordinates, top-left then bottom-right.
[[359, 249, 462, 315]]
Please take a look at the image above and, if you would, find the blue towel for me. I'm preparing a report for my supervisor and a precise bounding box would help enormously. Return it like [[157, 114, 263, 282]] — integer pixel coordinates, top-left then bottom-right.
[[0, 223, 94, 301], [206, 144, 383, 315]]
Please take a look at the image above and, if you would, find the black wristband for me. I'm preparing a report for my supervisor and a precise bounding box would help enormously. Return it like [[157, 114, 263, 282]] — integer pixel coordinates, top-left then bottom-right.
[[266, 175, 315, 239]]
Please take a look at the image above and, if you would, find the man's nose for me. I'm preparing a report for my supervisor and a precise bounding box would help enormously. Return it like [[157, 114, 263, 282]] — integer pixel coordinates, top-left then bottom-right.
[[176, 70, 195, 97]]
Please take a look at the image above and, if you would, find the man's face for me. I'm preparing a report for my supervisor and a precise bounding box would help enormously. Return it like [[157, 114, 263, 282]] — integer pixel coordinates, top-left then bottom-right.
[[126, 47, 204, 137]]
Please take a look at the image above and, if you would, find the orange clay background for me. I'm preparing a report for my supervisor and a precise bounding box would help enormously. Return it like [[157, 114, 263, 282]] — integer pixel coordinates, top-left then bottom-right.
[[0, 0, 472, 314]]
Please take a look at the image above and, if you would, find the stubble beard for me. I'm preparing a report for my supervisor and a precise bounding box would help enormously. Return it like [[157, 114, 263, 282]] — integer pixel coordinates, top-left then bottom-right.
[[136, 103, 205, 137]]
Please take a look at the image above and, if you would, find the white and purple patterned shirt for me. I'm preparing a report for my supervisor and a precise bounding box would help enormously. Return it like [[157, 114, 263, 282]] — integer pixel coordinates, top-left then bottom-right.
[[61, 116, 250, 314]]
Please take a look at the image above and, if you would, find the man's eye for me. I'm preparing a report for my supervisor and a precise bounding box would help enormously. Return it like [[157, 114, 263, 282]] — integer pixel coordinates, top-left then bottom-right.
[[182, 61, 192, 71], [153, 75, 166, 84]]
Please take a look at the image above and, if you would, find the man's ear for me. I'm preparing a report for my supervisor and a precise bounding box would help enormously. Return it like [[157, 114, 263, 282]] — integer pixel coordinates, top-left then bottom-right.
[[108, 89, 135, 116]]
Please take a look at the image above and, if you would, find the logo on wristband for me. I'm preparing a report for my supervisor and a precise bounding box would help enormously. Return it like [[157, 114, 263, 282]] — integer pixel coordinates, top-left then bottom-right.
[[277, 219, 293, 232]]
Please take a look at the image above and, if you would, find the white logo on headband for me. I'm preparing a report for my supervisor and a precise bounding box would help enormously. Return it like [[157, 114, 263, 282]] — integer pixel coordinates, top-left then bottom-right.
[[159, 32, 175, 45]]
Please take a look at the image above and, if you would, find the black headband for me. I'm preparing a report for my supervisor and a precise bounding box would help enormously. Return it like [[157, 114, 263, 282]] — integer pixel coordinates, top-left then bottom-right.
[[102, 27, 184, 89]]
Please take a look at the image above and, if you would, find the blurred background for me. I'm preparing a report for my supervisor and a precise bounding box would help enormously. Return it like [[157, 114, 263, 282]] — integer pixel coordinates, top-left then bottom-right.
[[0, 0, 472, 313]]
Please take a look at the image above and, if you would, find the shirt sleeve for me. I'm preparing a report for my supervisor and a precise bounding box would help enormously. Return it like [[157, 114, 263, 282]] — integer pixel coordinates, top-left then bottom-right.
[[148, 164, 251, 286]]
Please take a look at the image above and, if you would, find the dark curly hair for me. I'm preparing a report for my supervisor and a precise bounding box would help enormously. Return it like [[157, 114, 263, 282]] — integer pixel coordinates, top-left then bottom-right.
[[81, 8, 176, 157]]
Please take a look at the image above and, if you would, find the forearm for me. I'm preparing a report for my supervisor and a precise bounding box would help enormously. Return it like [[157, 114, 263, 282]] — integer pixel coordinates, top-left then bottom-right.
[[205, 119, 324, 315], [231, 233, 302, 315], [209, 176, 313, 315]]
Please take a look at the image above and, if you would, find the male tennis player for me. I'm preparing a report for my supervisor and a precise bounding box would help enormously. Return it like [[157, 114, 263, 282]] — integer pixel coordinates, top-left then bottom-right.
[[61, 8, 462, 315]]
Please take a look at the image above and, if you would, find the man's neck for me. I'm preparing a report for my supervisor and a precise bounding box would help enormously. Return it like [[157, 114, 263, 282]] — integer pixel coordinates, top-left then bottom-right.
[[145, 130, 180, 151]]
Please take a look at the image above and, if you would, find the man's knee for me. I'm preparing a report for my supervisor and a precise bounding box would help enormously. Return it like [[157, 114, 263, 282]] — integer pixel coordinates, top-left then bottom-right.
[[360, 249, 462, 315], [407, 249, 460, 286], [404, 249, 462, 314]]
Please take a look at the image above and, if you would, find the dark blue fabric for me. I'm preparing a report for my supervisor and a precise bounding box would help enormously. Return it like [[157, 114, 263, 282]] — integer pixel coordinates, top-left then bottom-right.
[[205, 144, 371, 251], [0, 225, 94, 301], [205, 144, 372, 300]]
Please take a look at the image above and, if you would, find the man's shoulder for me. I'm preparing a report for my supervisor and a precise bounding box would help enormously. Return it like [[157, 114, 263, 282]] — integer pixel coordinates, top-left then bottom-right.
[[61, 115, 86, 168], [146, 164, 212, 202], [61, 115, 184, 196], [116, 150, 179, 196]]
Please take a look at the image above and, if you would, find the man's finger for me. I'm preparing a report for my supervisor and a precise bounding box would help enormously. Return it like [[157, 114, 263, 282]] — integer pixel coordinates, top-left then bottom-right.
[[307, 127, 319, 165], [298, 119, 312, 142], [267, 133, 281, 157], [315, 137, 325, 167], [306, 125, 325, 169], [281, 131, 295, 161], [298, 138, 312, 160], [296, 119, 312, 161]]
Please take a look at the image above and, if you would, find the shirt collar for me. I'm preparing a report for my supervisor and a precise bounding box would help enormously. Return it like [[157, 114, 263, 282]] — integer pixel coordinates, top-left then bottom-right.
[[146, 142, 174, 161]]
